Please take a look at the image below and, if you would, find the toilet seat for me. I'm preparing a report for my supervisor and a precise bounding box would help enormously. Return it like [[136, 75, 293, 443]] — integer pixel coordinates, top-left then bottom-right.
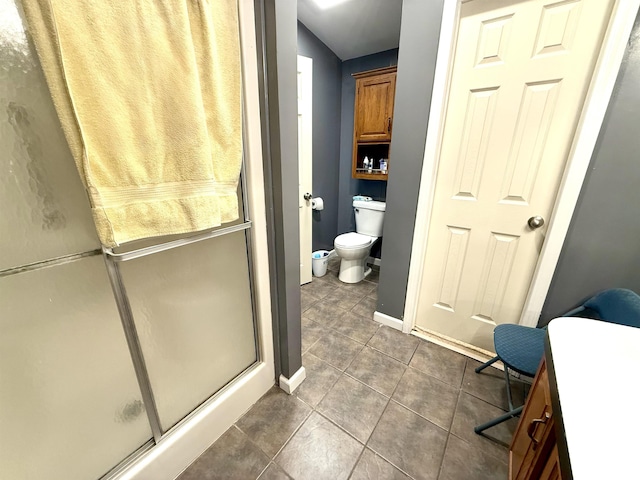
[[334, 232, 375, 249]]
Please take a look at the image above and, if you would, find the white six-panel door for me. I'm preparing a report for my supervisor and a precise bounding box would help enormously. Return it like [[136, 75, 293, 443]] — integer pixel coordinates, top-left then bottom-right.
[[297, 55, 313, 285], [416, 0, 614, 351]]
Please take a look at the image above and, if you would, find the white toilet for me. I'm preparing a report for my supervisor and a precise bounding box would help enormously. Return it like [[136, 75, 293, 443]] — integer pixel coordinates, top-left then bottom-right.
[[334, 200, 386, 283]]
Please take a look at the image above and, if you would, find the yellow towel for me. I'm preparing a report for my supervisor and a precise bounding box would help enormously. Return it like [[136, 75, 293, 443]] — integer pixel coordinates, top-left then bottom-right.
[[22, 0, 242, 247]]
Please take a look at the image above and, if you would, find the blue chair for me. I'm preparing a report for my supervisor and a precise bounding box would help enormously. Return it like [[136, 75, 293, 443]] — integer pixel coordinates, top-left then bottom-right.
[[474, 288, 640, 434], [562, 288, 640, 327]]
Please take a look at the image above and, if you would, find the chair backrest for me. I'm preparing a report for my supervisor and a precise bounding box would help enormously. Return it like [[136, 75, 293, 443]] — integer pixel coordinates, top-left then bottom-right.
[[584, 288, 640, 328]]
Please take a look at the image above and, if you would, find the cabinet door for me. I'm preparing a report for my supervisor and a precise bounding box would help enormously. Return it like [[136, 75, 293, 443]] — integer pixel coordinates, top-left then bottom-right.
[[355, 73, 396, 142], [510, 359, 555, 479], [539, 445, 561, 480]]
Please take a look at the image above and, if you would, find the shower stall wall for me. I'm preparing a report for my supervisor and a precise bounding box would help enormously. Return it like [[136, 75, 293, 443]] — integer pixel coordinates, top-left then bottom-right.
[[0, 1, 275, 479]]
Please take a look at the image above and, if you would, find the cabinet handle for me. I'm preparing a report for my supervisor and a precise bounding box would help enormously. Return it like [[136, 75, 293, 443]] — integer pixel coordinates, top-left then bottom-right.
[[387, 117, 392, 132], [527, 411, 551, 449]]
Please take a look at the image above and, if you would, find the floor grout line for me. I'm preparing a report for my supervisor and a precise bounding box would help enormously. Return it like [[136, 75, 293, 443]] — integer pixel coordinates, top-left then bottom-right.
[[345, 446, 366, 480], [267, 407, 315, 469], [254, 459, 270, 480]]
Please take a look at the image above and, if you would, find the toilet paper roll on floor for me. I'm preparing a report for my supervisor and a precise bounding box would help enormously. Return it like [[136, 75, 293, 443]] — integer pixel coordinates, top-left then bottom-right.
[[311, 197, 324, 210]]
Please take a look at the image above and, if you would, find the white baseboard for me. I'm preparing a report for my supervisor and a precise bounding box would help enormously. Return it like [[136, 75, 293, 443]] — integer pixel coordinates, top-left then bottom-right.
[[373, 311, 403, 331], [279, 366, 306, 394]]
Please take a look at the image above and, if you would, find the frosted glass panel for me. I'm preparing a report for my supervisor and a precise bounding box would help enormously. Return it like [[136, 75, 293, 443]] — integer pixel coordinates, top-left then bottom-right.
[[0, 0, 99, 271], [120, 231, 257, 430], [0, 256, 152, 480]]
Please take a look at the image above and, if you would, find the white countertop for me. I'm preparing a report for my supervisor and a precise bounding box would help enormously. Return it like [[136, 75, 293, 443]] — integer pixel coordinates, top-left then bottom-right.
[[547, 317, 640, 479]]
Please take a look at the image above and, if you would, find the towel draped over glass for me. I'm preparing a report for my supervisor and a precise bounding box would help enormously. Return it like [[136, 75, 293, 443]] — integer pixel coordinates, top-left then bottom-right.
[[22, 0, 242, 247]]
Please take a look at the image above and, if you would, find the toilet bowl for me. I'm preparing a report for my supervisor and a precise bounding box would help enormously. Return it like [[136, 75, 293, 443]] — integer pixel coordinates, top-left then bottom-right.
[[334, 232, 377, 283], [334, 199, 386, 284]]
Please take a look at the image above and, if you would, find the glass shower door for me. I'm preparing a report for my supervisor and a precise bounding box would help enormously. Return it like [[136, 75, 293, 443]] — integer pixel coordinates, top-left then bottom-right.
[[117, 230, 258, 432], [1, 0, 273, 478]]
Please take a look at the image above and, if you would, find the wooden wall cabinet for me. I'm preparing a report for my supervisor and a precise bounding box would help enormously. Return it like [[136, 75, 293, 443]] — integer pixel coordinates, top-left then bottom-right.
[[510, 359, 561, 480], [351, 66, 397, 180]]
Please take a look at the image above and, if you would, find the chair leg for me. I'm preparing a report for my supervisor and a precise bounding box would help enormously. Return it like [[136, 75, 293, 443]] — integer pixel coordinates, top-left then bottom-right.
[[504, 367, 515, 411], [474, 406, 524, 434], [475, 356, 499, 373]]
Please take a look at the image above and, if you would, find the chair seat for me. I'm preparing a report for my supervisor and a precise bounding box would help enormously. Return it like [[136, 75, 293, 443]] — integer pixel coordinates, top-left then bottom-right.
[[494, 324, 546, 377]]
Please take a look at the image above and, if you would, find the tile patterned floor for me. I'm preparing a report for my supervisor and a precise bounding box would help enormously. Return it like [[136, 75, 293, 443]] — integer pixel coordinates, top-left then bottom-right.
[[178, 260, 521, 480]]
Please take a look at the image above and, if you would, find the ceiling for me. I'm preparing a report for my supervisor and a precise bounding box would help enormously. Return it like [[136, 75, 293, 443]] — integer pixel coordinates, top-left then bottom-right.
[[298, 0, 402, 61]]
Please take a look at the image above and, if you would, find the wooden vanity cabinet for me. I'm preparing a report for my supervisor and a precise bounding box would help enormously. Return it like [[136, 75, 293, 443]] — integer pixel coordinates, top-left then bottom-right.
[[539, 446, 561, 480], [352, 66, 397, 180], [510, 359, 561, 480]]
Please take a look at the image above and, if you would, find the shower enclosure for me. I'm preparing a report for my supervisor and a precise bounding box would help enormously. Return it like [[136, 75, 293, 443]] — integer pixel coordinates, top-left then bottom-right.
[[0, 1, 275, 479]]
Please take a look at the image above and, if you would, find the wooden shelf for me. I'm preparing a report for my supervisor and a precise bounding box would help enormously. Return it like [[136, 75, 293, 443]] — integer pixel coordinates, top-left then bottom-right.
[[354, 168, 389, 180]]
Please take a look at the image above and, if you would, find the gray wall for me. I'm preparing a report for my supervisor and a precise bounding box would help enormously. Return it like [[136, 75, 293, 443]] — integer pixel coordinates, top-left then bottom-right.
[[377, 0, 445, 319], [540, 14, 640, 323], [258, 0, 302, 379], [297, 22, 342, 251], [337, 49, 398, 235]]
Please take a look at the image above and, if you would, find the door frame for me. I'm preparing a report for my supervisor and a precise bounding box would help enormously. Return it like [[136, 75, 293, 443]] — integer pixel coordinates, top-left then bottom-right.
[[297, 55, 313, 285], [403, 0, 640, 335]]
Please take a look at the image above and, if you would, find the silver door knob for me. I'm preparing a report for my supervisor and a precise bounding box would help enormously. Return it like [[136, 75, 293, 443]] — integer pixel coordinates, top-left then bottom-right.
[[303, 193, 312, 201], [528, 216, 545, 229]]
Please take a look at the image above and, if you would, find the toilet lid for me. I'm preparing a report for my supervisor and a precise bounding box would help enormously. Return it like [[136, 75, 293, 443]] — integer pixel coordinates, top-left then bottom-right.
[[335, 232, 373, 249]]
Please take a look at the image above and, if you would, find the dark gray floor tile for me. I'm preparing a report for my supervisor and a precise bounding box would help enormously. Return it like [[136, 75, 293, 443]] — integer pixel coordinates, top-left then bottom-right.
[[276, 412, 363, 480], [306, 279, 339, 299], [328, 256, 341, 272], [309, 330, 364, 370], [340, 279, 377, 297], [367, 326, 420, 364], [304, 302, 348, 327], [392, 367, 459, 431], [461, 359, 525, 411], [178, 426, 269, 480], [366, 267, 380, 284], [346, 346, 406, 396], [409, 342, 467, 387], [301, 290, 320, 312], [438, 435, 508, 480], [369, 402, 448, 480], [236, 387, 312, 458], [317, 269, 343, 286], [351, 296, 377, 320], [350, 448, 409, 480], [450, 392, 515, 463], [301, 316, 326, 354], [318, 375, 388, 443], [367, 288, 378, 300], [296, 353, 341, 407], [258, 462, 291, 480], [325, 288, 366, 311], [331, 311, 380, 344]]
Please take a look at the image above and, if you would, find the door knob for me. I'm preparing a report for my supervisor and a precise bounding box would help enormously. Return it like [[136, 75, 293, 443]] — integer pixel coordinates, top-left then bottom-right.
[[528, 216, 545, 229], [303, 192, 312, 201]]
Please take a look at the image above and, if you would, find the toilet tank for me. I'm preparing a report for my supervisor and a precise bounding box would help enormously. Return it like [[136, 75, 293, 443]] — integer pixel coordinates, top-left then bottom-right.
[[353, 200, 386, 237]]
